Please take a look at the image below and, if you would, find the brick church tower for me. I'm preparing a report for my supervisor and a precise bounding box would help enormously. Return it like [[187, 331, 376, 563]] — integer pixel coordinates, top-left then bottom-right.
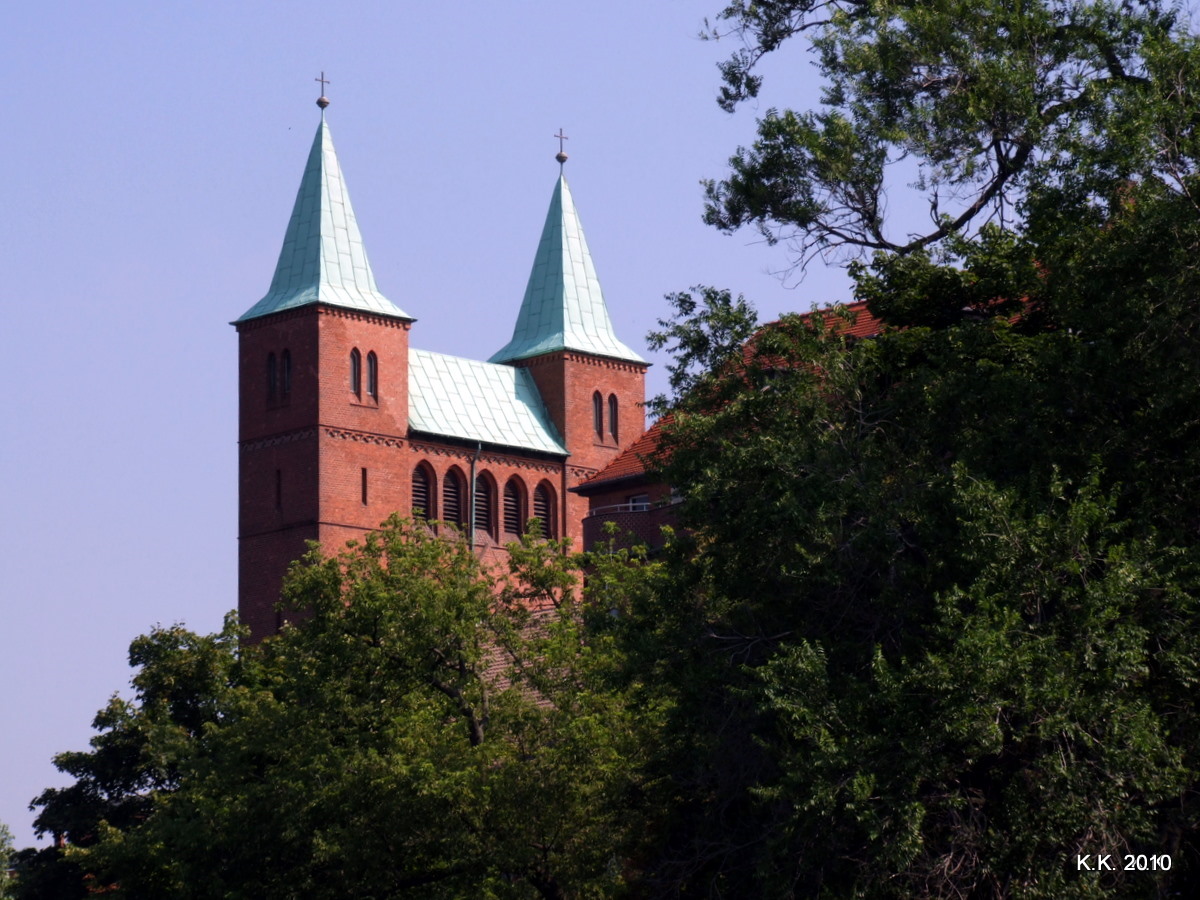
[[235, 102, 646, 640]]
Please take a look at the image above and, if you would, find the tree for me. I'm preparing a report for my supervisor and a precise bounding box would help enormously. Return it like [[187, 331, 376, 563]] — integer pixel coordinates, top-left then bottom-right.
[[610, 3, 1200, 890], [702, 0, 1200, 270], [626, 211, 1200, 893], [0, 821, 14, 900], [35, 519, 661, 900]]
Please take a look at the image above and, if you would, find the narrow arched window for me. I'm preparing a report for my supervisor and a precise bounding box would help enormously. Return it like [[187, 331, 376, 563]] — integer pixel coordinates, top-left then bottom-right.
[[281, 350, 292, 396], [350, 349, 362, 397], [367, 352, 378, 399], [608, 394, 619, 441], [533, 483, 554, 539], [443, 470, 464, 525], [593, 391, 604, 438], [412, 465, 432, 520], [267, 353, 277, 400], [474, 475, 494, 537], [503, 480, 523, 536]]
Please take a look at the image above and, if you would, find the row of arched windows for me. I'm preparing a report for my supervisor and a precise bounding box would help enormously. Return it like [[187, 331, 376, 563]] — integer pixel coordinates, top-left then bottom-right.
[[411, 463, 556, 540], [593, 391, 619, 441], [266, 350, 292, 402], [349, 348, 378, 400]]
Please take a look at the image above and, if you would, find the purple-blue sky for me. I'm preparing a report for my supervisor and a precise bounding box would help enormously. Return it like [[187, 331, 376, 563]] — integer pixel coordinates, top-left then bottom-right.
[[0, 1, 853, 847]]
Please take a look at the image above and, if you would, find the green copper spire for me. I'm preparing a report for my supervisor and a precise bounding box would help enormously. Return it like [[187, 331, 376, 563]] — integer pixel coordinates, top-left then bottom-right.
[[490, 174, 644, 364], [237, 115, 410, 323]]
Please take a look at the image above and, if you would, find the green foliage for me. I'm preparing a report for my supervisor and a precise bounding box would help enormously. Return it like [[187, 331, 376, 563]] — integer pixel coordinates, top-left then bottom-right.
[[702, 0, 1200, 266], [626, 174, 1200, 895], [34, 519, 661, 900], [0, 821, 13, 900]]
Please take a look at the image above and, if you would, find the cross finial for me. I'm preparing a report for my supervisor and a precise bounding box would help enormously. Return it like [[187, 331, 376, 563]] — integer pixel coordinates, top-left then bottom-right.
[[554, 128, 569, 167], [315, 71, 331, 110]]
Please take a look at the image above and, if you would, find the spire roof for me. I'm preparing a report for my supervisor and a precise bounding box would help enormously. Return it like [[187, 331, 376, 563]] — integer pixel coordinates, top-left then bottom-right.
[[489, 175, 644, 365], [236, 116, 410, 323]]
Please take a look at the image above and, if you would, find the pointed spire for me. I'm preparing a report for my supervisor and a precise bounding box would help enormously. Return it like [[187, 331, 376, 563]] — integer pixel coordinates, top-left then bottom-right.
[[490, 174, 644, 365], [237, 116, 410, 323]]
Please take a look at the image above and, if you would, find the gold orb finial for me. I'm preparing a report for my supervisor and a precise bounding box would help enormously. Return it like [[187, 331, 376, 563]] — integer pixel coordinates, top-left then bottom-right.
[[554, 128, 569, 168], [315, 71, 331, 110]]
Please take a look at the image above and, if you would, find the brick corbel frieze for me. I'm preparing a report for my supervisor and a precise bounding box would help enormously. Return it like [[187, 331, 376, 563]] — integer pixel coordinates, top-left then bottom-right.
[[240, 427, 318, 453], [407, 440, 564, 476], [323, 427, 406, 449]]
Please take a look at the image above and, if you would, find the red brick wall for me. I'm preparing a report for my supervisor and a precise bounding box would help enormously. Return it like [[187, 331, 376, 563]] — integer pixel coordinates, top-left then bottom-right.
[[580, 482, 676, 551], [512, 351, 647, 549], [237, 306, 413, 641], [238, 312, 648, 640]]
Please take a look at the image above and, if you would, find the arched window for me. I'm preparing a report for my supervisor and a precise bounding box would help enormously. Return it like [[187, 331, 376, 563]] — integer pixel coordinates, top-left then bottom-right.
[[442, 469, 465, 526], [593, 391, 604, 438], [280, 350, 292, 396], [367, 351, 378, 399], [503, 479, 524, 537], [533, 483, 555, 539], [474, 475, 494, 538], [350, 348, 362, 397], [267, 353, 277, 400], [412, 465, 434, 520], [608, 394, 619, 441]]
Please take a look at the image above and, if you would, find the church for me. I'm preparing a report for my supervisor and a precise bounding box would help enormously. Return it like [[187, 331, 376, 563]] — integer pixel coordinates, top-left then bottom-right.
[[235, 98, 649, 641]]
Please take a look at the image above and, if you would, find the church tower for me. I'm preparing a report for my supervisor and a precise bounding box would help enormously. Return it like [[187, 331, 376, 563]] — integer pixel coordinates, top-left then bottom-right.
[[235, 102, 647, 640], [234, 99, 413, 640], [490, 152, 649, 536]]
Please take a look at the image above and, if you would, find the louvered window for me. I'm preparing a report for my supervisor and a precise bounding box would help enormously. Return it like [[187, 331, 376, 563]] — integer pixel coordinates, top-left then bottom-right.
[[593, 392, 603, 438], [443, 471, 463, 525], [533, 484, 553, 538], [281, 350, 292, 396], [366, 352, 378, 398], [474, 476, 493, 536], [412, 467, 431, 520], [608, 394, 619, 441], [350, 349, 362, 396], [503, 481, 522, 536]]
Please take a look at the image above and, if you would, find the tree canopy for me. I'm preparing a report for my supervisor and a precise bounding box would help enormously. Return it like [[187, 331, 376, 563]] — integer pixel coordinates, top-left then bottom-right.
[[703, 0, 1200, 267], [22, 2, 1200, 897], [26, 521, 663, 900]]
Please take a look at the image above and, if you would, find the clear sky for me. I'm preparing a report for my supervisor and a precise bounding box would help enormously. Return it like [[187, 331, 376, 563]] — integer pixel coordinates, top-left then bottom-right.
[[0, 1, 854, 847]]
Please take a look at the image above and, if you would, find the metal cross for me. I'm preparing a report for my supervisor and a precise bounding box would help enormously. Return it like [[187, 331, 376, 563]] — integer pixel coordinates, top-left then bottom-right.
[[315, 71, 331, 93], [554, 129, 569, 153]]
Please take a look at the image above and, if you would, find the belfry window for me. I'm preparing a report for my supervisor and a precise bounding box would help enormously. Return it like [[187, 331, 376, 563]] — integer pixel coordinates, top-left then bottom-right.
[[412, 466, 432, 520], [366, 352, 378, 399], [593, 391, 604, 438], [280, 350, 292, 396], [443, 470, 464, 525], [608, 394, 619, 441], [503, 480, 523, 536], [474, 476, 494, 537], [533, 483, 554, 539], [350, 349, 362, 397]]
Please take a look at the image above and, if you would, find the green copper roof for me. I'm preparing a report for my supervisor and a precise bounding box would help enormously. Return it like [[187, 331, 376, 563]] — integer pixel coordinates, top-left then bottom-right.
[[489, 175, 644, 365], [237, 116, 410, 323], [409, 349, 567, 455]]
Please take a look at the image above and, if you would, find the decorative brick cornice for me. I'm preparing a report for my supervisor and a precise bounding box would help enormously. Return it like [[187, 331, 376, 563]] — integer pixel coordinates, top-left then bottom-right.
[[240, 427, 317, 452], [323, 427, 406, 448], [408, 440, 564, 475], [511, 351, 648, 374], [317, 305, 413, 329], [234, 304, 412, 332]]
